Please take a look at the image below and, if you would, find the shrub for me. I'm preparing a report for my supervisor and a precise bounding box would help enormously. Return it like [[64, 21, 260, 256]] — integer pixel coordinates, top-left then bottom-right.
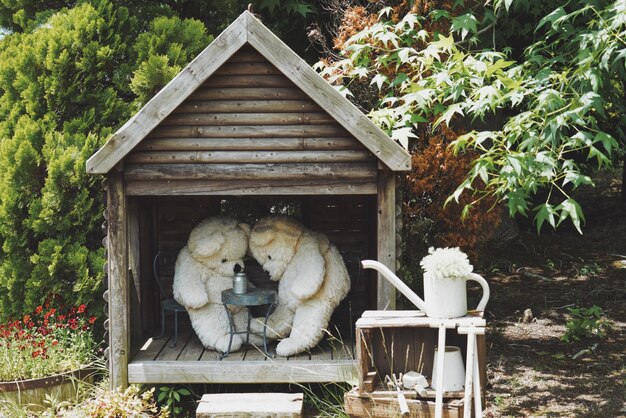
[[562, 305, 612, 342]]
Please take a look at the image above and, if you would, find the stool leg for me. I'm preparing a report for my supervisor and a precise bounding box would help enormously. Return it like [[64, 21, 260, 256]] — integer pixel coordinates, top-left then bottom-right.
[[463, 330, 476, 418], [435, 324, 447, 418], [472, 338, 483, 417]]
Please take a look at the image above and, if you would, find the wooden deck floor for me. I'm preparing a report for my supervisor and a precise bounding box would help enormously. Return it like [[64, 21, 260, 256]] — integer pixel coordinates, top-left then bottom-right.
[[128, 328, 357, 384]]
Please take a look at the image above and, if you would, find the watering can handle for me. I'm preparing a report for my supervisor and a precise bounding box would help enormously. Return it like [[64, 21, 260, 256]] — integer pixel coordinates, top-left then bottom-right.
[[468, 273, 490, 312]]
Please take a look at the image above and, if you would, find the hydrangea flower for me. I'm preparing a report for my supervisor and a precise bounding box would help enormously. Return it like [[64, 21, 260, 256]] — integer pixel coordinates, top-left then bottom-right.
[[420, 247, 473, 280]]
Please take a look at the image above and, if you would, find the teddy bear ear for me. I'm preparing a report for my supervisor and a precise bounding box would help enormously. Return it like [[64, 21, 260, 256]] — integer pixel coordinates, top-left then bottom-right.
[[190, 231, 225, 258], [250, 224, 274, 247]]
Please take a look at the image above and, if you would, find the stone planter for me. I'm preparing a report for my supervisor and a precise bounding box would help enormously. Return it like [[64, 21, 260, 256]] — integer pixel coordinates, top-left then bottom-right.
[[0, 367, 95, 410]]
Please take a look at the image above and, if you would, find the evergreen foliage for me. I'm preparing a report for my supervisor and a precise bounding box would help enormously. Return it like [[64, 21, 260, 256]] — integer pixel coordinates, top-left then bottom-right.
[[0, 0, 210, 320]]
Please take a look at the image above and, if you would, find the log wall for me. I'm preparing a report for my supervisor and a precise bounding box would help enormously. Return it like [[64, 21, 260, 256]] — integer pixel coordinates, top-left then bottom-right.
[[125, 46, 377, 196]]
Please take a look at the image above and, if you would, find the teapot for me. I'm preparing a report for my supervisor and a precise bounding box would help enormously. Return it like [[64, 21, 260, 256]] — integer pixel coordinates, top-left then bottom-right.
[[361, 260, 489, 318]]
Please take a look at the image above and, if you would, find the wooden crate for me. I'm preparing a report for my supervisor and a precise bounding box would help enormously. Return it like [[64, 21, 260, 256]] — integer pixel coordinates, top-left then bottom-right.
[[354, 311, 486, 410], [344, 386, 464, 418]]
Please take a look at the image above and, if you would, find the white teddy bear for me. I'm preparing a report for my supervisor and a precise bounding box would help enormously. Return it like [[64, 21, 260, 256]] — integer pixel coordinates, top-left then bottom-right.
[[173, 216, 262, 353], [249, 216, 350, 356]]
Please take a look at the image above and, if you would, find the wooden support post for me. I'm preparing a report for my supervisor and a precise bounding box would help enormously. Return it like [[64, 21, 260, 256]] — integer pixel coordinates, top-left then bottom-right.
[[377, 169, 396, 310], [107, 168, 129, 390], [128, 198, 142, 358]]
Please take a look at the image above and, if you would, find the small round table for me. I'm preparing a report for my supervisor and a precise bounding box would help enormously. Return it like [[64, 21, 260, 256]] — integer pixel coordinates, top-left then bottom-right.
[[221, 288, 277, 359]]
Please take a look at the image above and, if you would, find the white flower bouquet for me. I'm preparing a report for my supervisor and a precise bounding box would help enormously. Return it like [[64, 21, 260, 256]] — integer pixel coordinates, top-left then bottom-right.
[[420, 247, 473, 280]]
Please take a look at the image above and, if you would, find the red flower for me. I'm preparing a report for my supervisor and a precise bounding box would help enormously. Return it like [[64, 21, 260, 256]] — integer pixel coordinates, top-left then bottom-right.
[[51, 340, 58, 346], [88, 316, 96, 324], [58, 315, 66, 322], [77, 304, 86, 314], [35, 306, 43, 315], [23, 315, 30, 324]]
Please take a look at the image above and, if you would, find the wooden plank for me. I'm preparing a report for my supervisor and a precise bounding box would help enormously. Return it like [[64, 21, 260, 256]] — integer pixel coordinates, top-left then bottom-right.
[[148, 124, 349, 139], [177, 334, 205, 361], [199, 348, 222, 362], [126, 179, 377, 196], [126, 150, 374, 164], [245, 12, 411, 172], [377, 170, 396, 310], [136, 137, 364, 151], [188, 88, 308, 101], [344, 387, 464, 418], [127, 359, 357, 383], [107, 170, 129, 389], [125, 163, 377, 181], [355, 316, 486, 329], [226, 48, 267, 63], [243, 344, 270, 361], [161, 112, 335, 126], [127, 199, 142, 357], [214, 62, 282, 75], [202, 74, 294, 88], [87, 14, 248, 174], [173, 100, 322, 114], [155, 329, 193, 361], [196, 393, 303, 418], [133, 336, 169, 362]]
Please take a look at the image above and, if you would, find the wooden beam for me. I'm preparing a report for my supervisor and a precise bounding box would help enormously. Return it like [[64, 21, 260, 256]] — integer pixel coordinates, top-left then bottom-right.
[[202, 74, 294, 88], [126, 150, 375, 164], [173, 99, 321, 113], [135, 137, 364, 152], [86, 12, 248, 174], [161, 112, 335, 126], [125, 179, 377, 196], [213, 62, 282, 75], [148, 125, 348, 139], [125, 163, 376, 181], [107, 169, 129, 389], [127, 199, 142, 358], [245, 12, 411, 172], [127, 359, 356, 384], [188, 88, 307, 101], [377, 170, 396, 310]]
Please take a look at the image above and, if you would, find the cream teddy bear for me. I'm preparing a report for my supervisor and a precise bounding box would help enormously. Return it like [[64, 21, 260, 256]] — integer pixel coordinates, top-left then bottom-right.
[[173, 216, 262, 353], [249, 216, 350, 356]]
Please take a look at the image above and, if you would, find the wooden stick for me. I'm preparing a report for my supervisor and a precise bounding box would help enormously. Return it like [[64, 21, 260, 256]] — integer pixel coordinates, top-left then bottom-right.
[[435, 325, 446, 418]]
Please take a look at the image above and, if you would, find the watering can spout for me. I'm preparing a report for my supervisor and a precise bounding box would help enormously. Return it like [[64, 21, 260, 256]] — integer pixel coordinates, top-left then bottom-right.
[[361, 260, 428, 313]]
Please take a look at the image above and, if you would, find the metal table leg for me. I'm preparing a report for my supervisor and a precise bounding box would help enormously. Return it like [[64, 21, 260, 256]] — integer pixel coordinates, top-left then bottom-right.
[[220, 304, 236, 359]]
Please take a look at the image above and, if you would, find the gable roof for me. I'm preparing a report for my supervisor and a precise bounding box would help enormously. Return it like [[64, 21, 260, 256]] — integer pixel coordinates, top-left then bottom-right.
[[86, 11, 411, 174]]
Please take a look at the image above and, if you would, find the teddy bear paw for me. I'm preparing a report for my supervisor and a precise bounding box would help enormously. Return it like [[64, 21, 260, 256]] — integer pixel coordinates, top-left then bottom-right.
[[276, 338, 303, 357], [214, 334, 242, 353]]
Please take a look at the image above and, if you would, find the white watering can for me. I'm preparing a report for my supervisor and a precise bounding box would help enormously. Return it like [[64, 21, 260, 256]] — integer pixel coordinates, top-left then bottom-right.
[[361, 260, 489, 318]]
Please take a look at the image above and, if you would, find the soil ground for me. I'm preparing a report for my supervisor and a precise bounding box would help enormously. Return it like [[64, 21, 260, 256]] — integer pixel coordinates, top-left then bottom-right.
[[481, 170, 626, 417]]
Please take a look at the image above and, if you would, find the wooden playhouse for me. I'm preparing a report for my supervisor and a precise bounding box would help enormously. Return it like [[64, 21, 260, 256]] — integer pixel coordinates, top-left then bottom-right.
[[87, 11, 411, 390]]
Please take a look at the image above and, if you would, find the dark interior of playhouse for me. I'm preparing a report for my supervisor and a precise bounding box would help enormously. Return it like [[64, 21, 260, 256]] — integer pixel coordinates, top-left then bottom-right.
[[132, 194, 379, 356]]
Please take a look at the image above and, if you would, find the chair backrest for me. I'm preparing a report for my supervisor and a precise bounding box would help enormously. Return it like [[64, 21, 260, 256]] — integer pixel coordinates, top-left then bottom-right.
[[153, 251, 177, 300]]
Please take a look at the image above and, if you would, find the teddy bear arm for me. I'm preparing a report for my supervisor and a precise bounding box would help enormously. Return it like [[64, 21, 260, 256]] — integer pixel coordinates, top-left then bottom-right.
[[287, 237, 325, 300], [173, 262, 210, 309]]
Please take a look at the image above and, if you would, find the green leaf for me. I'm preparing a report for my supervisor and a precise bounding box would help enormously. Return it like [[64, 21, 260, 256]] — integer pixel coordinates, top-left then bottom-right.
[[370, 74, 388, 90], [534, 203, 556, 233], [556, 198, 585, 234], [452, 13, 478, 40], [178, 388, 191, 395], [485, 59, 515, 77]]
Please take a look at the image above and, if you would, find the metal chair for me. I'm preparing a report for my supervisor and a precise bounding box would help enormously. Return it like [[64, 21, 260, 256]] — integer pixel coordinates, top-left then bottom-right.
[[153, 251, 187, 347]]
